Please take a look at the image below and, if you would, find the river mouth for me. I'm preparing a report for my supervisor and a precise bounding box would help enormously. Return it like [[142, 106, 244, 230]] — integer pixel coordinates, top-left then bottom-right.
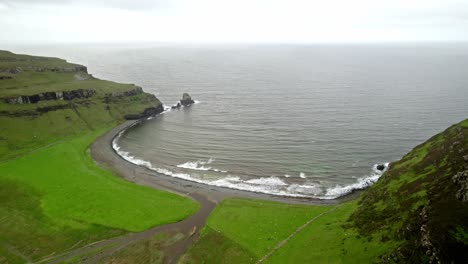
[[112, 107, 389, 200]]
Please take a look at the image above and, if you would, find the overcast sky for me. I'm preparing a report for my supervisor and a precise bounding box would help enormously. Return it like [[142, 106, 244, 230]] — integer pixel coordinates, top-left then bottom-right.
[[1, 0, 467, 44]]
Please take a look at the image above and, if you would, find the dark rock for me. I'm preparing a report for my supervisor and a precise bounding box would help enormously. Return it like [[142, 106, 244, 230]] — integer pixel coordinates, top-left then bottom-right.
[[4, 89, 95, 104], [124, 105, 164, 120], [171, 102, 181, 109], [105, 86, 143, 98], [9, 67, 23, 74], [0, 75, 13, 80], [62, 89, 95, 100], [180, 93, 195, 106], [376, 164, 386, 171]]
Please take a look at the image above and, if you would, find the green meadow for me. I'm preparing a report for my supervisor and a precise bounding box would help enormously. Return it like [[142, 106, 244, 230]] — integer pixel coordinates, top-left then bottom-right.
[[0, 125, 198, 263], [180, 199, 393, 264]]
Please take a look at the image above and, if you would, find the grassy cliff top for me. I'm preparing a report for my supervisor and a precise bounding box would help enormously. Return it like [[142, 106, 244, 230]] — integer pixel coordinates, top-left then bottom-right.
[[0, 50, 161, 160], [0, 50, 138, 97]]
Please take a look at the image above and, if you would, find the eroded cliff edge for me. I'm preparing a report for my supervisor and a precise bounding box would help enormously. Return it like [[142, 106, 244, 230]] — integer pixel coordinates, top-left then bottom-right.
[[0, 50, 163, 160]]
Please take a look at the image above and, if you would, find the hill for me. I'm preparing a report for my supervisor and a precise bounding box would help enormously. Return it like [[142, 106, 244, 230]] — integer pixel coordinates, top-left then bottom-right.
[[349, 119, 468, 263], [0, 50, 198, 263], [0, 50, 162, 160]]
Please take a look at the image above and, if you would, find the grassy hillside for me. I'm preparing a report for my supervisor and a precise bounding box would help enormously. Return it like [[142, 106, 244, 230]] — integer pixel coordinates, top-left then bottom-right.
[[0, 50, 198, 263], [182, 119, 468, 263], [180, 199, 393, 264], [349, 119, 468, 263], [0, 50, 160, 160]]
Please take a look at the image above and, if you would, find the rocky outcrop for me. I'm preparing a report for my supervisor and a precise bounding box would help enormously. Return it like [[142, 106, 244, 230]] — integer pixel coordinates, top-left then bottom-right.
[[5, 89, 95, 104], [62, 89, 95, 100], [105, 86, 143, 98], [0, 75, 13, 80], [453, 170, 468, 202], [180, 93, 195, 106], [124, 104, 165, 120]]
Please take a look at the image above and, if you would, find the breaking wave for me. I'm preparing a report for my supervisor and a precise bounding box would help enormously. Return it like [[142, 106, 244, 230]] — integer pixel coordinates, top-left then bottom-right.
[[113, 131, 388, 199], [112, 112, 389, 199], [320, 163, 390, 199]]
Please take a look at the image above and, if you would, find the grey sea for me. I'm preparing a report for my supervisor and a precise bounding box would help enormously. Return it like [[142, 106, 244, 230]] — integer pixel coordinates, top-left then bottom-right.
[[8, 43, 468, 198]]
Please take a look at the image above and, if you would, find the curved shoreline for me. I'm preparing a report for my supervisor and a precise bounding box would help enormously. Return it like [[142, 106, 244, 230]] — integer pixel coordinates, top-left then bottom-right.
[[92, 119, 361, 205]]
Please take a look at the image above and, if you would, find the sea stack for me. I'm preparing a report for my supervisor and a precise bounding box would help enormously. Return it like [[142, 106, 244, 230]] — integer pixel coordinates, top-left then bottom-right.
[[180, 93, 195, 106]]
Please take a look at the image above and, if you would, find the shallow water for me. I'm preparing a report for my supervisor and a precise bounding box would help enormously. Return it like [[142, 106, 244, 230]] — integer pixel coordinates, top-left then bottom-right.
[[8, 43, 468, 198]]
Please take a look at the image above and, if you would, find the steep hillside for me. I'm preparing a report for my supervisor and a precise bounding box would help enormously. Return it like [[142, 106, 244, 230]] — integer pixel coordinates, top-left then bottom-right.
[[0, 50, 163, 160], [349, 119, 468, 263]]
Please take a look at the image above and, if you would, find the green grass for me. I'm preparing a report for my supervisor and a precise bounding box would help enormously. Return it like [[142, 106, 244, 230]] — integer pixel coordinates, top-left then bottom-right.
[[0, 128, 198, 262], [98, 231, 186, 264], [182, 199, 393, 264], [265, 202, 395, 264]]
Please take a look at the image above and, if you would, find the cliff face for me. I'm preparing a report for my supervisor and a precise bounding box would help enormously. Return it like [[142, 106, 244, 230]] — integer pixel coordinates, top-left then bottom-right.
[[349, 119, 468, 263], [0, 50, 163, 160]]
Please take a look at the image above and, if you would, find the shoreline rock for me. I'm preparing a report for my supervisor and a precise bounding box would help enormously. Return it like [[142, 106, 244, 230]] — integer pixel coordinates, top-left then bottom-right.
[[376, 164, 386, 171], [124, 105, 165, 120], [180, 93, 195, 106]]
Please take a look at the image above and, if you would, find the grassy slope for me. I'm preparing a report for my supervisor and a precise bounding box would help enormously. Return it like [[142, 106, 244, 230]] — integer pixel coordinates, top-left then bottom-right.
[[349, 119, 468, 263], [98, 231, 186, 264], [183, 119, 468, 263], [0, 51, 198, 263], [181, 199, 391, 264], [0, 50, 159, 160]]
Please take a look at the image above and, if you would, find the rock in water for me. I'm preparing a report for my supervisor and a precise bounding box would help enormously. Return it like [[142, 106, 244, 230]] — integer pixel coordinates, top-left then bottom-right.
[[171, 102, 181, 109], [180, 93, 195, 106], [376, 164, 386, 171]]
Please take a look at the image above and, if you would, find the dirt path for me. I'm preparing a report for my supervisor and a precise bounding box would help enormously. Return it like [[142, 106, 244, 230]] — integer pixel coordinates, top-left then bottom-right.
[[44, 193, 215, 264], [47, 121, 359, 263], [256, 206, 339, 264]]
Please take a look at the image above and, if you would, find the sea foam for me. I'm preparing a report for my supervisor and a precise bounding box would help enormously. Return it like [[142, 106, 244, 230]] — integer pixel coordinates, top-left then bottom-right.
[[113, 121, 389, 199], [321, 162, 389, 199]]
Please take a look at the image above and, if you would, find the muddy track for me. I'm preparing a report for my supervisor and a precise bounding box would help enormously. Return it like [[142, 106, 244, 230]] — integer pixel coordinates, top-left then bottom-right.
[[49, 120, 360, 263]]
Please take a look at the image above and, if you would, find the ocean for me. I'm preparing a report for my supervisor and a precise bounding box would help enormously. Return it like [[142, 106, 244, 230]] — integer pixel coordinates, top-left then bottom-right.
[[8, 43, 468, 199]]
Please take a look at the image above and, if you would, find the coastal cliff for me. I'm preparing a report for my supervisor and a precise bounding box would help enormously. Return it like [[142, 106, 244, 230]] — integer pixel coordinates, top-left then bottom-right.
[[0, 50, 164, 160]]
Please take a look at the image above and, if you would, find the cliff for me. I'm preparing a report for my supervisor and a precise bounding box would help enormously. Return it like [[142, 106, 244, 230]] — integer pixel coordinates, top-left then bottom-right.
[[0, 50, 163, 160], [348, 119, 468, 263]]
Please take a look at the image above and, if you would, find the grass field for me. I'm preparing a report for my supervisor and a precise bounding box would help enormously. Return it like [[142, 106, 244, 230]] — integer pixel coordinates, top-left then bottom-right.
[[0, 128, 198, 262], [181, 198, 393, 264]]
